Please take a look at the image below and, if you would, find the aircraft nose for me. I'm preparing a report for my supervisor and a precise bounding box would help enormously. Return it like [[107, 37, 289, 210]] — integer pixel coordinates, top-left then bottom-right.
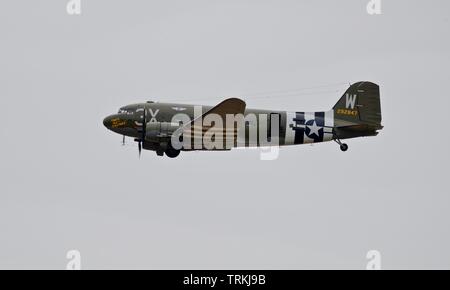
[[103, 115, 112, 128]]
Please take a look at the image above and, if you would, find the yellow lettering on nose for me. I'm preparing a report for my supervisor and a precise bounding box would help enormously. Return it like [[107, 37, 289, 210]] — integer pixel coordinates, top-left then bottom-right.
[[111, 119, 127, 128]]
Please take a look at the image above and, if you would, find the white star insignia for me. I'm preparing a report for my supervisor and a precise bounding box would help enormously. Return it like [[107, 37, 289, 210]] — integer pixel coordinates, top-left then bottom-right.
[[307, 120, 321, 137]]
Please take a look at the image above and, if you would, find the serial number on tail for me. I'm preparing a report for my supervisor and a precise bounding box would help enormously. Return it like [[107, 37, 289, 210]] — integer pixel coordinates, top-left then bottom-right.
[[337, 108, 358, 116]]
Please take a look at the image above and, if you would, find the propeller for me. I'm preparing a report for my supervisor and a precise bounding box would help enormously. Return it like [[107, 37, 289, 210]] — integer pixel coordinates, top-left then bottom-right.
[[137, 106, 146, 158]]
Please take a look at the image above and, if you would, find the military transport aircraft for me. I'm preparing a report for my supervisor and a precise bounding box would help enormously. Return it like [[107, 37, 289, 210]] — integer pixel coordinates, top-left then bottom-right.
[[103, 81, 383, 158]]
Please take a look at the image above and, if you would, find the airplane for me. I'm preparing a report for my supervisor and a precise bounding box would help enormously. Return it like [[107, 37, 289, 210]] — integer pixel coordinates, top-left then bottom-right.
[[103, 81, 383, 158]]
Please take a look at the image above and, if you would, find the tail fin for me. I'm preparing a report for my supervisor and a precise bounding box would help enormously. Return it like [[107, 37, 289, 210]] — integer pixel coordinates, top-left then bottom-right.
[[333, 81, 383, 138], [333, 82, 382, 126]]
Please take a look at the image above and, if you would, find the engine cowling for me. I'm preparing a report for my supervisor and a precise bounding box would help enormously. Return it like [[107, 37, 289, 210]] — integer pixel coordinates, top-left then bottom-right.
[[145, 122, 181, 141]]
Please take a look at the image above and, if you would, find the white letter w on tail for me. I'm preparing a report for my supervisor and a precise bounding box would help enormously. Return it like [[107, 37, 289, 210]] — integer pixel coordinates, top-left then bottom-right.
[[345, 94, 357, 109]]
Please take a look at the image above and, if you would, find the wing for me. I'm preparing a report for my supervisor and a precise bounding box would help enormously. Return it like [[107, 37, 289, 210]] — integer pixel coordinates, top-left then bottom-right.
[[176, 98, 247, 149], [192, 97, 246, 124]]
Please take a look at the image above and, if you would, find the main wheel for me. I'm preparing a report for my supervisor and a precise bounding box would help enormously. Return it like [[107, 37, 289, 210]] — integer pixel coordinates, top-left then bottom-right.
[[165, 147, 180, 158], [340, 143, 348, 152]]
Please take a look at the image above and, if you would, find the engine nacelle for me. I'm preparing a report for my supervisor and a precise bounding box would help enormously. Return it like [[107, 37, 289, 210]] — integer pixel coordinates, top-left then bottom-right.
[[145, 122, 181, 141]]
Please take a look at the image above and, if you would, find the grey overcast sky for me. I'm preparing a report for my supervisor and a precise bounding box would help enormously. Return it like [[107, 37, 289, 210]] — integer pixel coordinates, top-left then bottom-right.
[[1, 0, 449, 269]]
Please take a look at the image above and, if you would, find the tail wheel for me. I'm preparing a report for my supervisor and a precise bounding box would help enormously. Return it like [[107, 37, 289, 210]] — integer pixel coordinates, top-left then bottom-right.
[[334, 138, 349, 152]]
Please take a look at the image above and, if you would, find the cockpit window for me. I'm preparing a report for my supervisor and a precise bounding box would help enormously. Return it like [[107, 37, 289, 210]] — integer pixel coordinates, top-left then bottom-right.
[[118, 108, 135, 115]]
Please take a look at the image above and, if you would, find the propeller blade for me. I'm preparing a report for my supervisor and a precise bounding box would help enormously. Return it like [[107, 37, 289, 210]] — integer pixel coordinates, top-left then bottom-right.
[[142, 106, 146, 140], [136, 105, 146, 158]]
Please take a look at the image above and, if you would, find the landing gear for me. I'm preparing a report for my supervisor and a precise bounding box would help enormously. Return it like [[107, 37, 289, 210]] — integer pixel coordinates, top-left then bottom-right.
[[165, 147, 180, 158], [334, 139, 348, 152], [340, 143, 348, 152]]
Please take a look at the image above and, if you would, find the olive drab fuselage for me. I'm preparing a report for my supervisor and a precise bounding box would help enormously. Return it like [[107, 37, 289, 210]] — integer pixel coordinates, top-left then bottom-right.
[[103, 82, 383, 157]]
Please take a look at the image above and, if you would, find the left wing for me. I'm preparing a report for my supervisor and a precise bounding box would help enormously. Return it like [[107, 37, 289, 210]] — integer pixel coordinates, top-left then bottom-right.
[[175, 98, 246, 149]]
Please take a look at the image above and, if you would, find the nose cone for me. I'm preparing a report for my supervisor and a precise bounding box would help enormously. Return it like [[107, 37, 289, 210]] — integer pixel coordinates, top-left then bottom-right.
[[103, 115, 112, 129]]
